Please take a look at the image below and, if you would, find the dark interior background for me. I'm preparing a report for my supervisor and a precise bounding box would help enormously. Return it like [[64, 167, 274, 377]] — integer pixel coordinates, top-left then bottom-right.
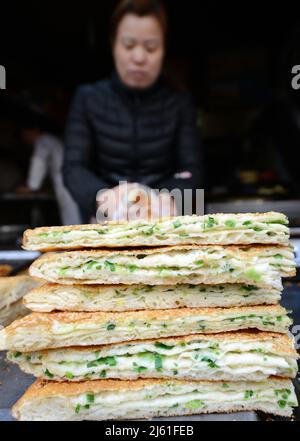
[[1, 1, 300, 226]]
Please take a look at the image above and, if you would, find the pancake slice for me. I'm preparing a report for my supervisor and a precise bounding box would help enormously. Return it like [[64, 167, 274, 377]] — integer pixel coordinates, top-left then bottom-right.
[[28, 245, 295, 288], [22, 212, 290, 251], [0, 305, 292, 352], [12, 377, 298, 420], [8, 331, 298, 382], [23, 283, 282, 312], [0, 275, 40, 327]]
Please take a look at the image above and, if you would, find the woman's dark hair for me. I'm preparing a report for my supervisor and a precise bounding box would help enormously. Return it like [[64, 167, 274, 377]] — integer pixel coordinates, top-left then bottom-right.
[[111, 0, 168, 44]]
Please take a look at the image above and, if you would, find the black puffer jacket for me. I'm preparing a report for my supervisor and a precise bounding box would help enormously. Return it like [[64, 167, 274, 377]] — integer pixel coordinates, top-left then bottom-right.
[[63, 72, 203, 220]]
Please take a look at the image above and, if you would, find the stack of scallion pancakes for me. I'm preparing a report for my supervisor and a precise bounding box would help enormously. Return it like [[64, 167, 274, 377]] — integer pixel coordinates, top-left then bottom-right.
[[0, 212, 299, 421]]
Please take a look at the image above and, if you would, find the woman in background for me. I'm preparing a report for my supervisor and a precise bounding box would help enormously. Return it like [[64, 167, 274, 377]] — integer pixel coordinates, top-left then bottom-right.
[[64, 0, 203, 222]]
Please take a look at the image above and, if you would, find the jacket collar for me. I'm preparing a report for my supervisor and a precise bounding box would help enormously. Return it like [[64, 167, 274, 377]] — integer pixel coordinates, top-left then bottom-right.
[[111, 70, 165, 101]]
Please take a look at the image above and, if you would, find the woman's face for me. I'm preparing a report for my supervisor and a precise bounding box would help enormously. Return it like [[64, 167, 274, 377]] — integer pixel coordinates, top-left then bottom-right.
[[113, 13, 165, 89]]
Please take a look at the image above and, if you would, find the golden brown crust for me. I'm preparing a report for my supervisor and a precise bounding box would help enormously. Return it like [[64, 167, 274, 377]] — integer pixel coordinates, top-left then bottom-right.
[[30, 244, 294, 264], [3, 304, 287, 334], [25, 244, 290, 252], [28, 272, 297, 285], [23, 330, 297, 358], [0, 265, 13, 277], [99, 212, 287, 226], [23, 282, 280, 297], [22, 212, 289, 250], [22, 212, 287, 235], [13, 376, 292, 403], [24, 282, 161, 295]]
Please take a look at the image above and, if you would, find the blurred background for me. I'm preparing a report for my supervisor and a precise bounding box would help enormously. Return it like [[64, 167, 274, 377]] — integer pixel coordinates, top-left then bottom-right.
[[0, 1, 300, 419], [1, 0, 300, 243]]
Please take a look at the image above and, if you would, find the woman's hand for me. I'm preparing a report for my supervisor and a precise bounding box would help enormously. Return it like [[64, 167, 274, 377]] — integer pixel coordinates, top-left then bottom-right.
[[156, 192, 177, 218], [96, 183, 177, 223], [96, 183, 140, 221]]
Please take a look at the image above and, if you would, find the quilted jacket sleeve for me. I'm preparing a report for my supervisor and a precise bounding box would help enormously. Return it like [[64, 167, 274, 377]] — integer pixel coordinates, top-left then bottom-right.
[[63, 86, 111, 218], [157, 92, 204, 193]]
